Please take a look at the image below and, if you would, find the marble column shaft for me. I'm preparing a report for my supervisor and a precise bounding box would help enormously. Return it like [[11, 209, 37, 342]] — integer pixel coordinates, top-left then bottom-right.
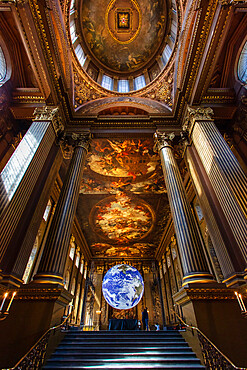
[[154, 132, 215, 286], [34, 134, 90, 285]]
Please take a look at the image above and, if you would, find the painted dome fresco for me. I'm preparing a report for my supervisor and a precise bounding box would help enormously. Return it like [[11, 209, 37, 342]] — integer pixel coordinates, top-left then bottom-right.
[[79, 0, 167, 73], [69, 0, 178, 92]]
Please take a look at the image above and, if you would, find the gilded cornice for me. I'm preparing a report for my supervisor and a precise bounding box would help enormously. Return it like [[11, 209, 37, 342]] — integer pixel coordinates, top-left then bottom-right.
[[174, 286, 238, 306], [11, 286, 73, 303], [26, 0, 70, 120], [13, 1, 51, 99], [198, 6, 231, 101]]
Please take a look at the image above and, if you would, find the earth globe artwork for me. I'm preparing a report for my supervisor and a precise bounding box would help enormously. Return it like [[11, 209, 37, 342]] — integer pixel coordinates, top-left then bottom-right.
[[102, 264, 144, 309]]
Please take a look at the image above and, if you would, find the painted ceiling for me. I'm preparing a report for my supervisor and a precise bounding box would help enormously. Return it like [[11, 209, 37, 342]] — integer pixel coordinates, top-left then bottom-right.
[[77, 138, 171, 259], [80, 0, 167, 73]]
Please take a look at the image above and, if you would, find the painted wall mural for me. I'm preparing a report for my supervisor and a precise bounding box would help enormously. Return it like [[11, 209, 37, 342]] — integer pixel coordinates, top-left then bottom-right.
[[77, 138, 170, 258], [80, 0, 167, 72]]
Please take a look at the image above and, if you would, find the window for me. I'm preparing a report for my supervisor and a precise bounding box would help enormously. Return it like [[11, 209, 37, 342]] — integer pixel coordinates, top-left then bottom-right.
[[22, 236, 39, 284], [43, 199, 52, 222], [80, 260, 84, 274], [102, 75, 113, 90], [162, 44, 172, 66], [69, 241, 75, 260], [75, 251, 80, 268], [134, 75, 145, 90], [75, 44, 86, 67], [118, 79, 129, 93], [70, 20, 77, 43], [0, 46, 7, 83], [238, 41, 247, 85]]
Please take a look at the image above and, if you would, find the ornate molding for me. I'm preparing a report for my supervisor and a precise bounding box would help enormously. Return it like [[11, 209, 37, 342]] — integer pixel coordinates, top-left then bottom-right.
[[183, 106, 214, 133], [153, 130, 175, 152], [74, 71, 107, 109]]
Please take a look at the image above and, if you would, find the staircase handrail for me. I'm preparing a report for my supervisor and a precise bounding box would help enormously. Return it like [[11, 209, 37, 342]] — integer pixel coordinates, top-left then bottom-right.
[[173, 310, 246, 370], [7, 308, 74, 370]]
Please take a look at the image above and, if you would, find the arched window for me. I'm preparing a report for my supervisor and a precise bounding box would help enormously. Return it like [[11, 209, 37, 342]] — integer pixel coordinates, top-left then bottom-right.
[[75, 251, 80, 268], [238, 40, 247, 85], [64, 270, 70, 290], [0, 46, 7, 83]]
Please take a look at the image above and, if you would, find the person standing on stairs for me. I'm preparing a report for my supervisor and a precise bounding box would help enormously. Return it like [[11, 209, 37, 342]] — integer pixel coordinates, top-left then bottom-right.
[[142, 307, 149, 331]]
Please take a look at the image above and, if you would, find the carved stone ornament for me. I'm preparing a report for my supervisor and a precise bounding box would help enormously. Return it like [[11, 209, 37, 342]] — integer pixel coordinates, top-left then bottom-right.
[[153, 130, 175, 152], [183, 106, 214, 133], [33, 106, 65, 137]]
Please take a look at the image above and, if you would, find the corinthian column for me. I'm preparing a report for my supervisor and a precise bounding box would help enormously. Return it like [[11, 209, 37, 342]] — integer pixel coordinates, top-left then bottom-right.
[[154, 131, 215, 287], [33, 132, 91, 285], [183, 107, 247, 283]]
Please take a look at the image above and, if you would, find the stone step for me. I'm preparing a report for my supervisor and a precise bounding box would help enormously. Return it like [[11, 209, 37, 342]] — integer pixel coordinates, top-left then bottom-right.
[[44, 365, 205, 369], [54, 348, 194, 354], [51, 353, 198, 358]]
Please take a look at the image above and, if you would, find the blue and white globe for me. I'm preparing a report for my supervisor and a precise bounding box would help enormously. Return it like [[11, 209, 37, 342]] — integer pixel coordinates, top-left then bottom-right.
[[102, 264, 144, 309]]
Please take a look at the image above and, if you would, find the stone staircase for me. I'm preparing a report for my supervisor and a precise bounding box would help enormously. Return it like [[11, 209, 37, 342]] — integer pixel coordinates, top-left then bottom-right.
[[43, 330, 205, 369]]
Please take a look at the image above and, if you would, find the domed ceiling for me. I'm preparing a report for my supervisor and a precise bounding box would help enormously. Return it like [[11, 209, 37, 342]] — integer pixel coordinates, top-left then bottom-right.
[[79, 0, 167, 74]]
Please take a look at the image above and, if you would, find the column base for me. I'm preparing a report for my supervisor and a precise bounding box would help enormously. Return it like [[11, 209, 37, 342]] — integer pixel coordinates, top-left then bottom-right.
[[0, 283, 73, 368], [173, 282, 247, 368], [31, 273, 64, 286], [222, 272, 246, 287], [0, 273, 23, 288], [182, 272, 216, 287]]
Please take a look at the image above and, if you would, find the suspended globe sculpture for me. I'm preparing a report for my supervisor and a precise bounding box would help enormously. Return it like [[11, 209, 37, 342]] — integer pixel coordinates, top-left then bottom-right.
[[102, 264, 144, 309]]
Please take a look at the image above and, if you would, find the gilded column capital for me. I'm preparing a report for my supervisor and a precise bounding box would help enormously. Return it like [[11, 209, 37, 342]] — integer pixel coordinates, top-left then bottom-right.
[[183, 106, 214, 135], [33, 106, 64, 138], [153, 131, 175, 152], [71, 131, 92, 152], [60, 131, 92, 159]]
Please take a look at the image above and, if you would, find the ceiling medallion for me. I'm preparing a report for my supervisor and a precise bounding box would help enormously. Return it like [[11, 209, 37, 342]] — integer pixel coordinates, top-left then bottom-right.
[[105, 0, 141, 44]]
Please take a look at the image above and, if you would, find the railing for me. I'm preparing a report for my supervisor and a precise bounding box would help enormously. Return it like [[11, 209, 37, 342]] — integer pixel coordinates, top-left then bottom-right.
[[8, 311, 73, 370], [173, 311, 247, 370]]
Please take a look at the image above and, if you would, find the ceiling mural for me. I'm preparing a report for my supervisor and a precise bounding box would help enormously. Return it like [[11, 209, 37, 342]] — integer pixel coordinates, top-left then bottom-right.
[[80, 0, 167, 73], [79, 138, 166, 194], [77, 138, 170, 259], [89, 193, 155, 243]]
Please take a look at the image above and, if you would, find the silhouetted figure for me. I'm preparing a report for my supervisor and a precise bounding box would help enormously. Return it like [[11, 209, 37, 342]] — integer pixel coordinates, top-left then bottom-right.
[[142, 307, 149, 331]]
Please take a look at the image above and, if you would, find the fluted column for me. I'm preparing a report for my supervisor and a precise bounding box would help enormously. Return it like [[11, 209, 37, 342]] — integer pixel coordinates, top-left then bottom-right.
[[183, 107, 247, 282], [154, 131, 215, 287], [33, 132, 91, 286]]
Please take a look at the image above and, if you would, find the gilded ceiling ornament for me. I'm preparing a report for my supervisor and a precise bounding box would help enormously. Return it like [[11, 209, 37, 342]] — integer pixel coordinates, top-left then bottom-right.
[[142, 67, 174, 106], [183, 106, 214, 132], [74, 71, 107, 109]]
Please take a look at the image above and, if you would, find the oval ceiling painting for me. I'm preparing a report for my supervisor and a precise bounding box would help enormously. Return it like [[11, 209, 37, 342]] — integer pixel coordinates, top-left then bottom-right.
[[89, 192, 155, 243]]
